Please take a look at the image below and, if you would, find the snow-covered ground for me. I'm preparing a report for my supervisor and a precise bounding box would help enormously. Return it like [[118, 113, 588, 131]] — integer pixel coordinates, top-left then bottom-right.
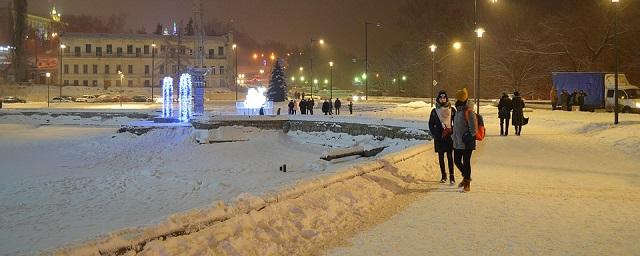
[[0, 115, 421, 255], [328, 103, 640, 255]]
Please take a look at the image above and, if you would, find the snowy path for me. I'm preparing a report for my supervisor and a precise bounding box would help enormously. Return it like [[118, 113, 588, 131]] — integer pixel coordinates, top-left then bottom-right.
[[328, 109, 640, 255]]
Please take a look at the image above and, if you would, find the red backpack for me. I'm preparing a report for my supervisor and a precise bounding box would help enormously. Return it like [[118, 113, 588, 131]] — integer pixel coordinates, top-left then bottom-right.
[[465, 109, 486, 141]]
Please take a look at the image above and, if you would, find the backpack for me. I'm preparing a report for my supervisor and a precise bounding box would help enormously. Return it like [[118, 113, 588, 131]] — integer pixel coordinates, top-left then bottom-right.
[[465, 109, 486, 141]]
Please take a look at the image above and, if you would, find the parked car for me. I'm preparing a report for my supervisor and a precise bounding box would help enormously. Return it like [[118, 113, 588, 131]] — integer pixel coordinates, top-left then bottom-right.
[[96, 95, 115, 103], [60, 96, 76, 101], [50, 97, 72, 103], [132, 95, 148, 102], [75, 95, 97, 103], [2, 96, 26, 103], [113, 95, 133, 102]]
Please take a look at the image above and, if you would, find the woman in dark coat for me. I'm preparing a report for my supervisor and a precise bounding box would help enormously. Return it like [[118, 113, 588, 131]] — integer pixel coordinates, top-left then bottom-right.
[[511, 91, 526, 136], [497, 92, 512, 136], [428, 90, 456, 184]]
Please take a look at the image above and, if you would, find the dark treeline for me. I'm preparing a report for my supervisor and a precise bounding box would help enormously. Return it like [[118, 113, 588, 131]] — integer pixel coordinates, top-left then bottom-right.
[[374, 0, 640, 99]]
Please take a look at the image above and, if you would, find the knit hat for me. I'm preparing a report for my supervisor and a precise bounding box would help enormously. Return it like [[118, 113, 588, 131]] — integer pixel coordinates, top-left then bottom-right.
[[437, 90, 448, 100], [456, 88, 469, 102]]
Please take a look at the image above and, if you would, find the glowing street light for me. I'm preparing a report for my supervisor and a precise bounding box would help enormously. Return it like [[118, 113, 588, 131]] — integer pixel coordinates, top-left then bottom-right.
[[46, 72, 51, 107], [299, 66, 304, 71], [475, 28, 486, 38], [402, 75, 407, 81], [233, 44, 239, 101], [253, 53, 258, 59], [58, 44, 66, 98], [291, 76, 296, 82], [613, 0, 620, 124], [430, 43, 437, 107], [329, 61, 334, 99], [453, 42, 462, 50]]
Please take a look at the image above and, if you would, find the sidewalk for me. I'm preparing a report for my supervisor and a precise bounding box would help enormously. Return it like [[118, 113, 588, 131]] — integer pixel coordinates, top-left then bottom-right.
[[327, 110, 640, 255]]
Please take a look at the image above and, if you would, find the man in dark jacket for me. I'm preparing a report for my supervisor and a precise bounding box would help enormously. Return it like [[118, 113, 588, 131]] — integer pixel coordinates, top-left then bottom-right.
[[328, 99, 333, 115], [578, 90, 587, 112], [560, 90, 569, 111], [511, 91, 526, 136], [429, 90, 456, 184], [497, 92, 513, 136], [568, 90, 577, 111], [288, 100, 295, 115], [300, 99, 307, 115], [308, 99, 315, 115], [334, 98, 342, 115], [348, 100, 353, 114], [322, 100, 330, 115]]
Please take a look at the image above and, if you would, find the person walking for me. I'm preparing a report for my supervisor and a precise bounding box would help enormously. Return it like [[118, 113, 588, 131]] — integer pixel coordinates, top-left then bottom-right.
[[452, 88, 476, 192], [322, 99, 330, 115], [334, 98, 342, 115], [498, 92, 513, 136], [348, 100, 353, 115], [429, 90, 456, 184], [550, 87, 558, 111], [512, 91, 526, 136], [578, 90, 587, 112], [308, 99, 315, 115], [288, 100, 295, 115], [300, 99, 307, 115], [328, 99, 334, 115], [568, 90, 577, 111]]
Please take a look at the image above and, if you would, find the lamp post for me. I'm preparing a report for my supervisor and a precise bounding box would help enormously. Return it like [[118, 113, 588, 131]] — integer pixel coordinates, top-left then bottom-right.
[[151, 43, 156, 103], [329, 61, 334, 99], [309, 38, 324, 99], [475, 27, 485, 114], [364, 22, 381, 101], [118, 71, 124, 107], [46, 72, 51, 107], [613, 0, 620, 124], [59, 44, 66, 98], [233, 44, 238, 101], [429, 44, 437, 107]]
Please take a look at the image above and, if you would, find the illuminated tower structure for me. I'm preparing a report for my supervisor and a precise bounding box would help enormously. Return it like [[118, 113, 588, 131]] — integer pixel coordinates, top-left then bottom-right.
[[189, 0, 209, 114]]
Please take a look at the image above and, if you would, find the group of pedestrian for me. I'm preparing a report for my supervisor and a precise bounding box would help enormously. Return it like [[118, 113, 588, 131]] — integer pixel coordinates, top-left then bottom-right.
[[497, 91, 526, 136], [288, 98, 315, 115], [428, 88, 477, 192], [321, 98, 348, 115], [555, 88, 588, 111]]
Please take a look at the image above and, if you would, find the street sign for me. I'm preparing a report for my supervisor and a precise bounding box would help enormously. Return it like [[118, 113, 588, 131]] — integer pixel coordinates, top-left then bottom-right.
[[432, 80, 438, 86]]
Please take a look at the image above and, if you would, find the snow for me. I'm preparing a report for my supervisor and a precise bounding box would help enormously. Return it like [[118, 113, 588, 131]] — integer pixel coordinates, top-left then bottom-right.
[[398, 100, 431, 108], [1, 100, 640, 255], [0, 117, 421, 255]]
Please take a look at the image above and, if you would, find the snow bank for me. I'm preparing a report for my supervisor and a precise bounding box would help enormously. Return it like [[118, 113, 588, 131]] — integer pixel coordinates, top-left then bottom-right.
[[51, 143, 438, 255], [398, 101, 430, 108]]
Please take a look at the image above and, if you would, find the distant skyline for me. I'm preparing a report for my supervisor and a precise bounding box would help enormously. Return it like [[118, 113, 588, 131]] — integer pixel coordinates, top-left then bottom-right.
[[16, 0, 407, 58]]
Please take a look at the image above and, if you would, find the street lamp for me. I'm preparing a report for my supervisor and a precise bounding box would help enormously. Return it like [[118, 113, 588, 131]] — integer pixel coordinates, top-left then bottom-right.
[[329, 61, 334, 99], [475, 27, 485, 114], [59, 44, 66, 98], [613, 0, 620, 124], [430, 44, 437, 107], [310, 38, 325, 98], [118, 71, 124, 107], [364, 21, 382, 101], [453, 42, 462, 50], [151, 43, 156, 103], [46, 72, 51, 107], [233, 44, 238, 101]]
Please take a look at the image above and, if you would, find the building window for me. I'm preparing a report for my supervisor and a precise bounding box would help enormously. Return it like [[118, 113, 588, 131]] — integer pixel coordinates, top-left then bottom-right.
[[105, 65, 110, 74], [64, 64, 69, 74], [127, 80, 133, 87], [127, 45, 133, 54], [159, 65, 165, 74], [116, 79, 121, 87], [96, 47, 102, 57], [85, 44, 92, 53], [219, 66, 224, 75], [83, 64, 88, 74], [218, 46, 224, 56], [116, 65, 122, 73], [208, 49, 215, 58], [74, 47, 81, 56], [117, 47, 123, 57], [145, 65, 150, 75], [107, 45, 112, 54], [93, 64, 98, 74], [73, 80, 79, 86], [73, 65, 79, 74], [128, 65, 133, 74], [64, 47, 70, 54], [83, 80, 88, 86], [104, 80, 111, 87], [135, 47, 141, 57], [211, 66, 216, 75], [144, 45, 150, 55], [144, 80, 150, 87], [92, 80, 98, 87], [64, 80, 69, 85]]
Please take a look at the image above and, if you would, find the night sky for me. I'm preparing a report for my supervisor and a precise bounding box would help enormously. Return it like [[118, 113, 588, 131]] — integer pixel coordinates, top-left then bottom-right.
[[20, 0, 406, 57]]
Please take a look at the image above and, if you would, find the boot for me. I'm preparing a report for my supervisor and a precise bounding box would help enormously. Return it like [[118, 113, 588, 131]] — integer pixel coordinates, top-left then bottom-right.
[[463, 180, 471, 192], [449, 175, 455, 185], [440, 177, 446, 183], [458, 179, 467, 188]]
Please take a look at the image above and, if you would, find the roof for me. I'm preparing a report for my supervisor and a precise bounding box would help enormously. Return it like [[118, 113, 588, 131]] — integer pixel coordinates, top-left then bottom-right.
[[61, 32, 230, 41]]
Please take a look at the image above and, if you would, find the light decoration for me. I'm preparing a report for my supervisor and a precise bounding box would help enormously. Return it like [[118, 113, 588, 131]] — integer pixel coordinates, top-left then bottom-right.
[[179, 73, 193, 122], [244, 87, 267, 109], [162, 77, 174, 118]]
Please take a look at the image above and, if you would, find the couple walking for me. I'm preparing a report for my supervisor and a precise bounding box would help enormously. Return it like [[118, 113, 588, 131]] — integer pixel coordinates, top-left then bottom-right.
[[428, 88, 476, 192]]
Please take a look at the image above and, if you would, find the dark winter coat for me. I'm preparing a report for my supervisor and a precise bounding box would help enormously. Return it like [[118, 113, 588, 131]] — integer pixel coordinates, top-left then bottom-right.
[[308, 100, 315, 110], [511, 96, 526, 126], [322, 101, 330, 113], [429, 107, 455, 153], [452, 101, 477, 150], [497, 96, 512, 119], [300, 100, 307, 111], [334, 99, 342, 108], [560, 91, 569, 107]]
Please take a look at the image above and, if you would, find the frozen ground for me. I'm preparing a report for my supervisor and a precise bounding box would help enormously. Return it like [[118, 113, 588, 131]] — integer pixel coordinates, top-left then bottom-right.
[[0, 120, 421, 255], [328, 105, 640, 255]]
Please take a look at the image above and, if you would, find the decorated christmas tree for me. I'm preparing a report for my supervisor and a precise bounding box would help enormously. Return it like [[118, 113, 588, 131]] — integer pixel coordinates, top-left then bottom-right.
[[267, 59, 287, 102]]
